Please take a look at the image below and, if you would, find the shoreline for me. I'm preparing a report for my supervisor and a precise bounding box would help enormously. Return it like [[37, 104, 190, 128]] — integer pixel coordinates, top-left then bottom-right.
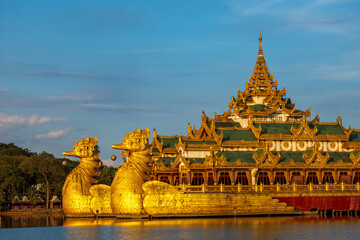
[[1, 210, 64, 216]]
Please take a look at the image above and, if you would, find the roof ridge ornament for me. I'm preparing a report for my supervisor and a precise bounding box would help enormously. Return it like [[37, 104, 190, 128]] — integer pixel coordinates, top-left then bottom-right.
[[258, 33, 263, 56]]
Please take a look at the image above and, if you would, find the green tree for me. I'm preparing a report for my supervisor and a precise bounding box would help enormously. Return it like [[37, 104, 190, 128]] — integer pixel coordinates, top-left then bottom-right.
[[98, 165, 117, 185], [0, 143, 35, 157], [0, 155, 33, 205], [20, 152, 65, 209]]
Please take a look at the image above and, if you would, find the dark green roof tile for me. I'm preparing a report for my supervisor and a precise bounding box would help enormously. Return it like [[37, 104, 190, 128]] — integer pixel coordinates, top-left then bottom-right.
[[310, 124, 345, 135], [160, 138, 179, 148], [217, 151, 255, 163], [157, 157, 175, 168], [187, 158, 205, 164], [328, 152, 351, 163], [217, 130, 257, 141], [254, 123, 294, 134], [278, 151, 305, 163], [215, 122, 241, 128], [250, 104, 266, 112], [350, 132, 360, 142]]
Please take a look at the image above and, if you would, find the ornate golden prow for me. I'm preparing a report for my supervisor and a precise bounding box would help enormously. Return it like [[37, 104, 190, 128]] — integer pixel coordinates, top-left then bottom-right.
[[62, 136, 111, 216], [110, 128, 152, 215]]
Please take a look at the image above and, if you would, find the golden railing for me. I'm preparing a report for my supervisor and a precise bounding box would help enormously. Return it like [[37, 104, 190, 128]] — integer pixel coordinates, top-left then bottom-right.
[[176, 182, 360, 193]]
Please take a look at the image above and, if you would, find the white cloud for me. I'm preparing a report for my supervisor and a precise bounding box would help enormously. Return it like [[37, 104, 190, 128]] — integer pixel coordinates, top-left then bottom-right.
[[82, 103, 149, 111], [0, 112, 66, 133], [41, 93, 96, 101], [101, 158, 121, 168], [0, 89, 11, 93], [35, 128, 71, 140], [308, 64, 360, 81], [225, 0, 356, 35]]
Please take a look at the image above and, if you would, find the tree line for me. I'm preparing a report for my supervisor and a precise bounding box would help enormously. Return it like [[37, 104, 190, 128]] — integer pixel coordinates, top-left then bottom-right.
[[0, 143, 117, 211]]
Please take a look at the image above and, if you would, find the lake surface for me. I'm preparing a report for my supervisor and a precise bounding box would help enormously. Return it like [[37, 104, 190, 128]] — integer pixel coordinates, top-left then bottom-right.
[[1, 215, 360, 240]]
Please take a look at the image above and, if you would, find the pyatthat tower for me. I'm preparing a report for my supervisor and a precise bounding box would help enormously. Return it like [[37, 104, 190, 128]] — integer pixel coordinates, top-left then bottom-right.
[[150, 34, 360, 199]]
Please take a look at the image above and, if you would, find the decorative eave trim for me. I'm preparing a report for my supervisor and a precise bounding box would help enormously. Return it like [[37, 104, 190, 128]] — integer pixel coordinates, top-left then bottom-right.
[[187, 114, 223, 144], [221, 140, 264, 148], [152, 159, 170, 171], [308, 113, 320, 124], [342, 142, 360, 149], [291, 108, 311, 117], [290, 115, 318, 140], [252, 142, 281, 166], [185, 144, 221, 151], [258, 134, 349, 141], [302, 143, 330, 166], [248, 115, 261, 139], [152, 128, 163, 153], [175, 137, 186, 152], [350, 151, 360, 166], [171, 155, 189, 169], [203, 148, 234, 168]]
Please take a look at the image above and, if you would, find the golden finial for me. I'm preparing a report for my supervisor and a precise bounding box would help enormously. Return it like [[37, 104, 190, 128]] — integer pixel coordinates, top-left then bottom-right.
[[258, 33, 263, 56]]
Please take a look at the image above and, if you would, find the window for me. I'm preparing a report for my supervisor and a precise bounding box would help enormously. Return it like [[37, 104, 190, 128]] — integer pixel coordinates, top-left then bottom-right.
[[235, 172, 249, 185], [192, 173, 204, 185], [181, 173, 188, 184], [236, 172, 249, 185], [274, 172, 286, 185], [306, 172, 319, 184], [218, 172, 231, 185], [322, 172, 334, 184], [207, 173, 214, 185], [354, 172, 360, 184], [174, 177, 179, 186], [257, 172, 270, 185], [159, 176, 170, 184]]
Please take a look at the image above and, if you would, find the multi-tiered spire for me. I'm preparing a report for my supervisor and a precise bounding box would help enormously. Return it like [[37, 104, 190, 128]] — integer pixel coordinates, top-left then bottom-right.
[[245, 34, 278, 96], [222, 34, 310, 121]]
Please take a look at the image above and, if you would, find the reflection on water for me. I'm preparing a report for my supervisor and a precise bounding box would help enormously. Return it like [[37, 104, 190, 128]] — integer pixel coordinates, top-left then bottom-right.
[[1, 216, 360, 240], [1, 215, 65, 228]]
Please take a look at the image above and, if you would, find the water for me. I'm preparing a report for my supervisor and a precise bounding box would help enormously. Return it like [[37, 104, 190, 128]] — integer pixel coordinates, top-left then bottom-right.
[[1, 216, 360, 240]]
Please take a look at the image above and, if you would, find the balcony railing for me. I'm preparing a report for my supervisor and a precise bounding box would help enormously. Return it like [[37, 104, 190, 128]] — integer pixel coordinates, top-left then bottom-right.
[[175, 182, 360, 194]]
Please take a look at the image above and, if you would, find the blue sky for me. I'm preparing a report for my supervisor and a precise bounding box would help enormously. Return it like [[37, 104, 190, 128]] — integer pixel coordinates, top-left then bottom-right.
[[0, 0, 359, 166]]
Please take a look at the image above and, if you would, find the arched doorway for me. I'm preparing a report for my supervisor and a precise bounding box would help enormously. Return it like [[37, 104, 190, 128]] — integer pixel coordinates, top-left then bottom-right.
[[306, 172, 319, 184], [192, 173, 204, 185], [235, 172, 249, 185], [274, 172, 286, 185], [322, 172, 334, 183], [159, 176, 170, 184], [174, 176, 179, 186], [218, 172, 231, 185], [207, 173, 214, 185], [257, 172, 270, 185], [181, 173, 188, 184]]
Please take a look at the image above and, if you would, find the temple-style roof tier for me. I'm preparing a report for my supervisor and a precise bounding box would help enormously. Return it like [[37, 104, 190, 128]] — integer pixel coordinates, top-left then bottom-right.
[[154, 146, 360, 170]]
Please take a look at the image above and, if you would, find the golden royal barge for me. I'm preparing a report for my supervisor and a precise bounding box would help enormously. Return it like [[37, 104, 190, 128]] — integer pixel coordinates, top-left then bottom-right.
[[62, 35, 360, 218]]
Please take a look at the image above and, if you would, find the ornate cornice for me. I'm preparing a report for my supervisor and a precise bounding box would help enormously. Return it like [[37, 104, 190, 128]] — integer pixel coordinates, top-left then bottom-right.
[[350, 151, 360, 166], [290, 115, 318, 140], [302, 142, 330, 166], [252, 142, 281, 166], [152, 128, 163, 152]]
